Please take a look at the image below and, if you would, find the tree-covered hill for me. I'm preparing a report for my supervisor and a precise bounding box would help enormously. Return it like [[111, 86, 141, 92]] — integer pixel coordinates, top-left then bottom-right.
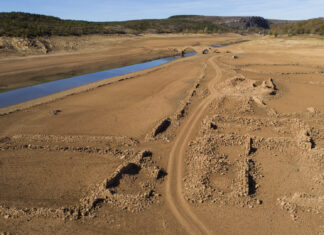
[[269, 18, 324, 36], [0, 12, 272, 37], [1, 12, 322, 38]]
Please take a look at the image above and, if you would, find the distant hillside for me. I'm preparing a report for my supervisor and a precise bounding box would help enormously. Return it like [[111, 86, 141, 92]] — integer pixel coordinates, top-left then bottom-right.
[[1, 12, 322, 38], [0, 12, 125, 37], [0, 12, 274, 37], [168, 15, 271, 29], [269, 18, 324, 36]]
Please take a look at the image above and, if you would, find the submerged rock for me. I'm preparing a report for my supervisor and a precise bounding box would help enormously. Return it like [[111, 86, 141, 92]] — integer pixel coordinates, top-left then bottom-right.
[[202, 49, 209, 54]]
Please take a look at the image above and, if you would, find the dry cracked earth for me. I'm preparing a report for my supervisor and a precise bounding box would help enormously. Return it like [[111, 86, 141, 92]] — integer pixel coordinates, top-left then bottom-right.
[[0, 35, 324, 234]]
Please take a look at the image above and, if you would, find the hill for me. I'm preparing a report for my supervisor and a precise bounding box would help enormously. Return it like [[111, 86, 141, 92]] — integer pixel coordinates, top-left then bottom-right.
[[0, 12, 273, 37], [168, 15, 270, 29], [1, 12, 323, 38], [269, 18, 324, 36]]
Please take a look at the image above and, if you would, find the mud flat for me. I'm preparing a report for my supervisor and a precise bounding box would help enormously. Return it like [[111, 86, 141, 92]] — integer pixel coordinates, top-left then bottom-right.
[[0, 54, 193, 109], [1, 35, 324, 234], [0, 33, 247, 92]]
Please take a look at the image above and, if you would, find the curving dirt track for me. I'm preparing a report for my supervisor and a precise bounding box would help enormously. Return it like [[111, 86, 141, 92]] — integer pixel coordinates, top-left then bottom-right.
[[166, 56, 222, 235]]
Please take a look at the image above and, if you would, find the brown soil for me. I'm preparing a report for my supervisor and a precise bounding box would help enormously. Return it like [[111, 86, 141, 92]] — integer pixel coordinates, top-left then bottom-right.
[[1, 34, 324, 234], [0, 33, 245, 92]]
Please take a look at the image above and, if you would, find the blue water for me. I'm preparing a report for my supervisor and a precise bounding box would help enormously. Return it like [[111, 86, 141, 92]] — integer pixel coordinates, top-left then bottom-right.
[[211, 44, 228, 48], [0, 52, 197, 108]]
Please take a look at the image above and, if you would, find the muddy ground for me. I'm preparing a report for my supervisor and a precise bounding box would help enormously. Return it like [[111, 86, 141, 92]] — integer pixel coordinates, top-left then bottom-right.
[[0, 33, 246, 92], [1, 34, 324, 234]]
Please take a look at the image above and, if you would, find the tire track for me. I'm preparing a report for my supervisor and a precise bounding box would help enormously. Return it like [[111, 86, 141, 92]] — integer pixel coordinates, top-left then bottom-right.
[[166, 56, 222, 235]]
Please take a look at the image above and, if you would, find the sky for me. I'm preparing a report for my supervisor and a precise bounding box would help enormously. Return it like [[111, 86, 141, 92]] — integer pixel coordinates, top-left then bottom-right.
[[1, 0, 324, 21]]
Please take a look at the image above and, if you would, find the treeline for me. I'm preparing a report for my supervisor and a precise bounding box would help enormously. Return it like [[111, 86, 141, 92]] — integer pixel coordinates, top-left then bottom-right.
[[0, 12, 252, 37], [2, 12, 323, 38], [269, 18, 324, 36], [0, 12, 126, 37], [0, 12, 229, 37], [122, 18, 228, 34]]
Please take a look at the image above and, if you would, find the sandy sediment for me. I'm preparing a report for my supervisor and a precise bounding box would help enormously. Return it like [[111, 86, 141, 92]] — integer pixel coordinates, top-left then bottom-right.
[[1, 35, 324, 234]]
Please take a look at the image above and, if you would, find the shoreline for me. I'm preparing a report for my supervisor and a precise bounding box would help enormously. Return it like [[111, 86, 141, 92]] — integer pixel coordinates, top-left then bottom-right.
[[0, 36, 252, 116], [0, 53, 198, 116], [0, 33, 249, 92], [0, 48, 180, 93]]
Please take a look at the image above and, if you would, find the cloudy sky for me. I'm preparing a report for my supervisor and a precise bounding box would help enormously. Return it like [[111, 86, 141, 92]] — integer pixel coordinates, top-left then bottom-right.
[[2, 0, 324, 21]]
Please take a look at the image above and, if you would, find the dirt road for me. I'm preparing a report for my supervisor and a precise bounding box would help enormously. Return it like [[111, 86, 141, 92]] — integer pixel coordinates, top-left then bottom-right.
[[166, 56, 223, 234]]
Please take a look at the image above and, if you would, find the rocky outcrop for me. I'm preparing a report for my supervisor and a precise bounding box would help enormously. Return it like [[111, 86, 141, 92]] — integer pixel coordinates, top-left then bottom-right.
[[240, 17, 270, 29], [202, 49, 209, 54], [0, 37, 53, 55]]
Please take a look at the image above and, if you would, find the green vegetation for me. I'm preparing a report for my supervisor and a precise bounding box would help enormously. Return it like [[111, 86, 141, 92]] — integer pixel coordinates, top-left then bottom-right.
[[269, 18, 324, 36], [0, 12, 126, 37], [1, 12, 322, 38], [0, 12, 229, 37], [0, 12, 268, 38]]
